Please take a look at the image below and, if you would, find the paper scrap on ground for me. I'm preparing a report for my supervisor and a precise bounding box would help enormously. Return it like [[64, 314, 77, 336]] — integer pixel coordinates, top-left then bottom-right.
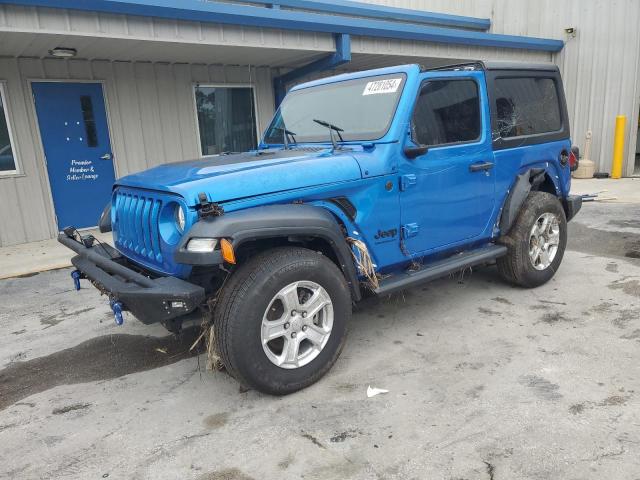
[[367, 386, 389, 398]]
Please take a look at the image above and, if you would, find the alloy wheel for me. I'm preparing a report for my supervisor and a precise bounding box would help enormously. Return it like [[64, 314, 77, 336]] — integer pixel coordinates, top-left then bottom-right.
[[261, 281, 334, 369]]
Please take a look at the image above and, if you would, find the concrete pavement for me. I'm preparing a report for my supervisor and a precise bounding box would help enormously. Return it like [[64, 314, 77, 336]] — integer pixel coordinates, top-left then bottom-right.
[[570, 177, 640, 203], [1, 198, 640, 479], [0, 229, 111, 280]]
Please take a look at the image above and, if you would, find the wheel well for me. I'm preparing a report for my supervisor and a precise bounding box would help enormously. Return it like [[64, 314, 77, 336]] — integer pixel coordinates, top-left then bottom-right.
[[189, 236, 346, 298], [499, 169, 561, 236], [532, 172, 558, 196], [235, 236, 342, 271]]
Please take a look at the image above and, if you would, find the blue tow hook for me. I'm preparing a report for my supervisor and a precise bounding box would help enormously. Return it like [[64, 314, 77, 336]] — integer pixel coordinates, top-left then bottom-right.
[[71, 270, 82, 291], [110, 300, 124, 326]]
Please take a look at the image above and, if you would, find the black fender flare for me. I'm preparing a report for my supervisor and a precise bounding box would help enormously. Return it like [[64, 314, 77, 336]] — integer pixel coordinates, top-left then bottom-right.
[[176, 204, 362, 301], [98, 201, 112, 233], [499, 168, 546, 235]]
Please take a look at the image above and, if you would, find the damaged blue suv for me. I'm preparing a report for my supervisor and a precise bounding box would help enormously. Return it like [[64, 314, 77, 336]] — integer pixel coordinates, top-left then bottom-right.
[[60, 61, 581, 394]]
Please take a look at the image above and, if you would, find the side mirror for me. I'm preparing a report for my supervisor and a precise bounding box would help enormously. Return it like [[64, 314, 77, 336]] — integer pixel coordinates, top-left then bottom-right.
[[403, 145, 429, 159]]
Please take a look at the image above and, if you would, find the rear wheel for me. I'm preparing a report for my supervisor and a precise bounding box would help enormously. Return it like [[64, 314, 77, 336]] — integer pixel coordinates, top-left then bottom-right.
[[497, 191, 567, 288], [214, 247, 351, 395]]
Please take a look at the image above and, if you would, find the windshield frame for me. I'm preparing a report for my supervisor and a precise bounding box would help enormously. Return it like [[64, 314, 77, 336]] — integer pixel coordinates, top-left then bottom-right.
[[262, 72, 408, 146]]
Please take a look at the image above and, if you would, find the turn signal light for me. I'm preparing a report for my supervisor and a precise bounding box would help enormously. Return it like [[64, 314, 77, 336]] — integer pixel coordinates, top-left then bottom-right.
[[220, 238, 236, 264]]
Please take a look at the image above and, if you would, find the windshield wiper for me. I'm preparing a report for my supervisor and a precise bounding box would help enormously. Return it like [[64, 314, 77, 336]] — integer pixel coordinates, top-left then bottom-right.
[[272, 126, 297, 150], [313, 119, 344, 149]]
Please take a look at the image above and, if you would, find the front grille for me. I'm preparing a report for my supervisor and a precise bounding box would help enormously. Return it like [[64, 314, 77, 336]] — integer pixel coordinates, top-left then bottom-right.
[[113, 189, 163, 264]]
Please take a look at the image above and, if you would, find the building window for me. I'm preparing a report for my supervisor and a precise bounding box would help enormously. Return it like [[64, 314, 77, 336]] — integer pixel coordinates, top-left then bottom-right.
[[411, 79, 480, 147], [494, 77, 562, 138], [0, 83, 18, 174], [195, 86, 257, 156]]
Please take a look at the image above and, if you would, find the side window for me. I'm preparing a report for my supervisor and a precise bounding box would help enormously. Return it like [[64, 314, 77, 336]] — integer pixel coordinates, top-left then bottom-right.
[[0, 83, 18, 174], [412, 79, 480, 147], [494, 77, 562, 138]]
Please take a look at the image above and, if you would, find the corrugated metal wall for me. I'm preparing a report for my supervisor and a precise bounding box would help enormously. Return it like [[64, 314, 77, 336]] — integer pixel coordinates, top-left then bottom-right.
[[0, 4, 335, 60], [362, 0, 640, 176], [0, 57, 274, 246]]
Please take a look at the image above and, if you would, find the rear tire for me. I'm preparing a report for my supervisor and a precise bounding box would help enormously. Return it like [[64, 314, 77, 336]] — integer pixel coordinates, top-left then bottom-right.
[[214, 247, 351, 395], [497, 191, 567, 288]]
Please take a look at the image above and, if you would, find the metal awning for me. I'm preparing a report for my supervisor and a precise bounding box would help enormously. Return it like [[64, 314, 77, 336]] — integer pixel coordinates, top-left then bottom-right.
[[0, 0, 564, 52]]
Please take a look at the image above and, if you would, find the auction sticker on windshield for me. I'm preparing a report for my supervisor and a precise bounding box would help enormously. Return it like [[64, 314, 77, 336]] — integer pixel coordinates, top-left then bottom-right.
[[363, 78, 403, 96]]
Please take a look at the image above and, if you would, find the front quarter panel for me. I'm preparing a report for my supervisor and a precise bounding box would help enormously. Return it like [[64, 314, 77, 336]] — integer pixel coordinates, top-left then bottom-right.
[[176, 204, 362, 300]]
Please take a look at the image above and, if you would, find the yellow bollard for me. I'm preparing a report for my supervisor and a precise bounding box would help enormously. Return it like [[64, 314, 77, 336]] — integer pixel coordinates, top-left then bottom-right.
[[611, 115, 626, 179]]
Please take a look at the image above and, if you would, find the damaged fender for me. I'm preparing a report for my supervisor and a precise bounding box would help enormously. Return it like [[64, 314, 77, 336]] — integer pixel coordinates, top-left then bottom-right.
[[498, 168, 546, 235], [175, 204, 362, 301]]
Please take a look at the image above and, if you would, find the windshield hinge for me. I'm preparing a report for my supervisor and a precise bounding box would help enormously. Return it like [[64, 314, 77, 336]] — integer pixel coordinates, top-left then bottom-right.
[[197, 192, 224, 218]]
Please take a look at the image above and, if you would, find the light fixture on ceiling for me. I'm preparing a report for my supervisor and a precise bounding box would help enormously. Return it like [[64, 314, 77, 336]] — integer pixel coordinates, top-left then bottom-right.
[[48, 47, 77, 58]]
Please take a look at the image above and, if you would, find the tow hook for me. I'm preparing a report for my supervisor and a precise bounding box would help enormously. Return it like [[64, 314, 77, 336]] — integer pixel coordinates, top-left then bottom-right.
[[71, 270, 82, 291], [110, 300, 124, 326]]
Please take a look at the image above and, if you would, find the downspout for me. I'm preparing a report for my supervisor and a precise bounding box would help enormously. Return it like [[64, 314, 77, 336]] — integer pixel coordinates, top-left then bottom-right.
[[273, 33, 351, 107]]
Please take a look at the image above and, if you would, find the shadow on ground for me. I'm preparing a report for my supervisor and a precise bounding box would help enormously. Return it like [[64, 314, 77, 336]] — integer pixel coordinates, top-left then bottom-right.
[[0, 327, 202, 410]]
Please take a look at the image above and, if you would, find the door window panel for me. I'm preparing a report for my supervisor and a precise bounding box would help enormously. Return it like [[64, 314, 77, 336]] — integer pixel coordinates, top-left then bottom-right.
[[0, 85, 17, 173], [195, 86, 257, 155], [494, 77, 562, 138], [80, 95, 98, 148], [412, 79, 481, 147]]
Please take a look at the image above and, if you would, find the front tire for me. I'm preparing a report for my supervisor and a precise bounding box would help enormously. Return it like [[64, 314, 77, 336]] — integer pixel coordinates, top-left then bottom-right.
[[214, 247, 351, 395], [497, 191, 567, 288]]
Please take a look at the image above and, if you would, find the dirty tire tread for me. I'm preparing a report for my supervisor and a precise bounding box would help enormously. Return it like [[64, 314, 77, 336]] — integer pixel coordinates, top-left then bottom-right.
[[497, 191, 567, 288], [213, 247, 350, 395]]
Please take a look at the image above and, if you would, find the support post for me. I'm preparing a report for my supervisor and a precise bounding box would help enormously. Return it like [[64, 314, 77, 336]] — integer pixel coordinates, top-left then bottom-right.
[[611, 115, 626, 179]]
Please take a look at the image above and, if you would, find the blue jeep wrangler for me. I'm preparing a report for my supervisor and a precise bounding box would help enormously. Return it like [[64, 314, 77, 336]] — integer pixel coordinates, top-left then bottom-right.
[[60, 61, 581, 394]]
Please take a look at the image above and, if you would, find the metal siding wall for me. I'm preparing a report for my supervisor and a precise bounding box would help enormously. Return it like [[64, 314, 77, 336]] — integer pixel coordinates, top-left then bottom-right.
[[0, 4, 336, 55], [10, 2, 639, 174], [350, 37, 550, 63], [363, 0, 640, 174], [0, 58, 57, 246], [0, 58, 276, 246]]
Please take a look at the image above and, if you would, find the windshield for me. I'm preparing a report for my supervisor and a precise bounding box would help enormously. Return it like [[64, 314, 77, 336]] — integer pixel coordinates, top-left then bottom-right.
[[264, 73, 406, 144]]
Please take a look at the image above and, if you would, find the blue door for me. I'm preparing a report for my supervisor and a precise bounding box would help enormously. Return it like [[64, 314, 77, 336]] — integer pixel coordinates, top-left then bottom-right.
[[399, 71, 496, 255], [32, 82, 116, 229]]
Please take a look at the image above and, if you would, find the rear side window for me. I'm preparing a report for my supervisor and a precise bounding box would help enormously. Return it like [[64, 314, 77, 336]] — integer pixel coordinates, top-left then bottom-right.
[[494, 77, 562, 138], [412, 79, 480, 147]]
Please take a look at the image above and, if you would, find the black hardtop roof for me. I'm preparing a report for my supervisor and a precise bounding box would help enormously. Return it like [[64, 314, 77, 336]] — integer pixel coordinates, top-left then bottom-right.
[[424, 60, 559, 73]]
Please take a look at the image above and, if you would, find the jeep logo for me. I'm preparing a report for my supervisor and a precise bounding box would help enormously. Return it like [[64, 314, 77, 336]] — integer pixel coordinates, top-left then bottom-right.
[[374, 228, 398, 240]]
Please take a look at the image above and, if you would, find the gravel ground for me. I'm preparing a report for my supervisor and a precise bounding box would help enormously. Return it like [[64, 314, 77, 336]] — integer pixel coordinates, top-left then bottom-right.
[[1, 201, 639, 480]]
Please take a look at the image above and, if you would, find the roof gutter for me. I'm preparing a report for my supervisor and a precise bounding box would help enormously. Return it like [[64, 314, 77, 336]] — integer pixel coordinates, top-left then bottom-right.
[[273, 33, 351, 107], [1, 1, 564, 53]]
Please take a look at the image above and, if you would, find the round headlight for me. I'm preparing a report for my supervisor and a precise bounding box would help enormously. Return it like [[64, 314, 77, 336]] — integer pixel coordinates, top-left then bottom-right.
[[175, 204, 186, 232]]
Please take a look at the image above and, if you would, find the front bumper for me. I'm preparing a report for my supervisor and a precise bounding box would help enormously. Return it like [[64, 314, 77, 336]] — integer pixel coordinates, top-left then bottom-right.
[[58, 233, 205, 324], [563, 194, 582, 222]]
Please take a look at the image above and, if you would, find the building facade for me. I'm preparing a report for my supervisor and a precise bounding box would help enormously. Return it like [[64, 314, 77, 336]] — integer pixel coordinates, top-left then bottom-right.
[[0, 0, 638, 246]]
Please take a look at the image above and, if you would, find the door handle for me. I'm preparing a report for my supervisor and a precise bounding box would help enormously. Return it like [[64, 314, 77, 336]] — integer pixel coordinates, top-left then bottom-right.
[[469, 161, 494, 172], [100, 153, 112, 160]]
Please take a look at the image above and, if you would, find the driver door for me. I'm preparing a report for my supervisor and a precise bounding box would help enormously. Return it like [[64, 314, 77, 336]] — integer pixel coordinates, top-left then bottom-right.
[[398, 71, 496, 255]]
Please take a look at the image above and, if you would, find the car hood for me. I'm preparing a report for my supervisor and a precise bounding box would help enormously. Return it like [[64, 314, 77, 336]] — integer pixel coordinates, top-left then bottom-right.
[[115, 148, 363, 205]]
